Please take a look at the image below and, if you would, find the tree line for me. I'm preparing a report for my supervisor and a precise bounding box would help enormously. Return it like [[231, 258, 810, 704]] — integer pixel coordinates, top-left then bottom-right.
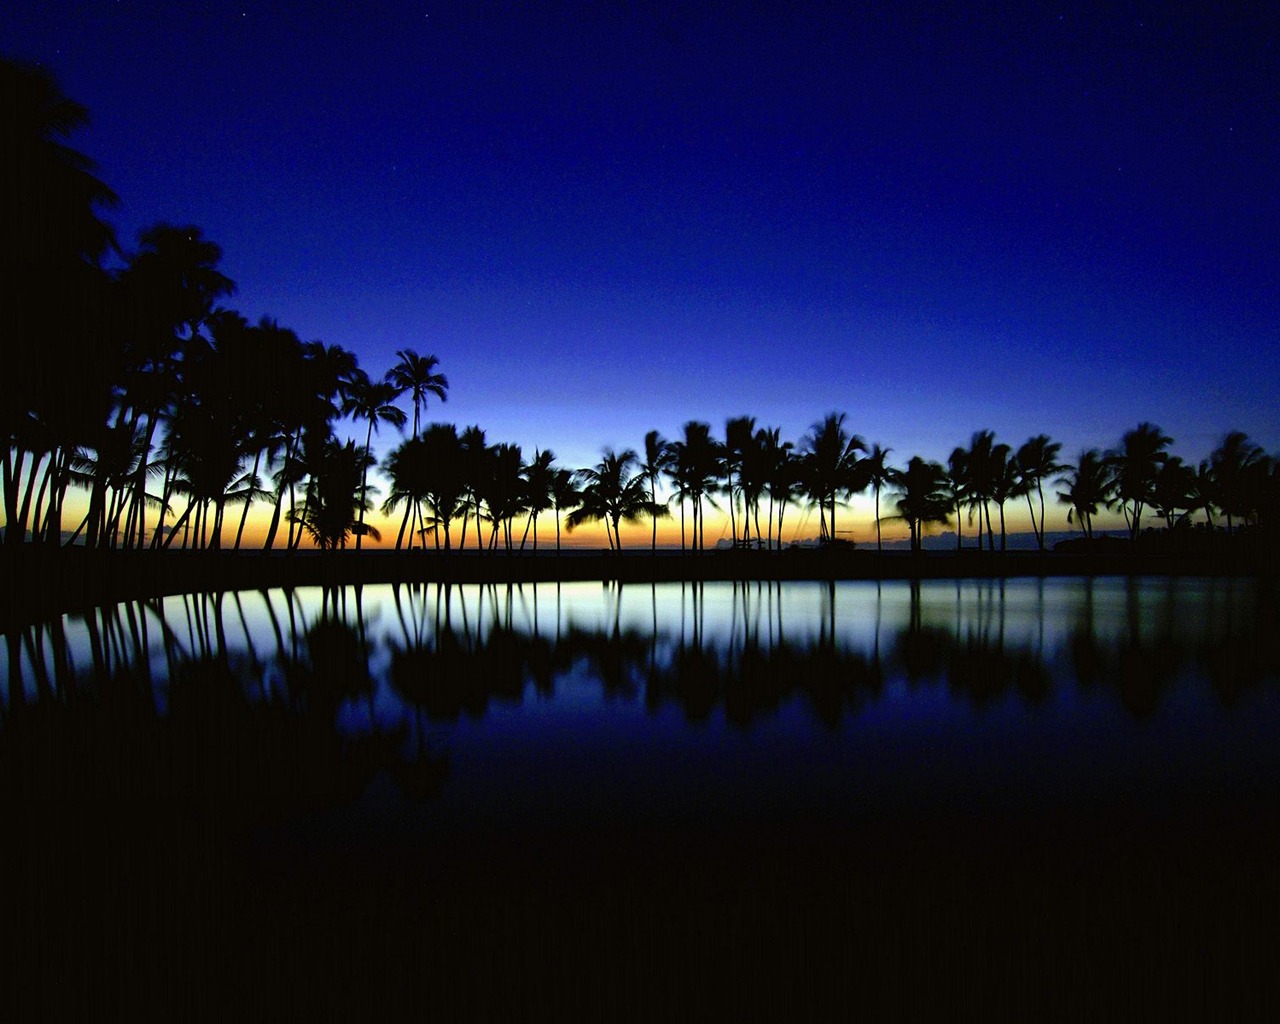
[[3, 58, 1278, 554]]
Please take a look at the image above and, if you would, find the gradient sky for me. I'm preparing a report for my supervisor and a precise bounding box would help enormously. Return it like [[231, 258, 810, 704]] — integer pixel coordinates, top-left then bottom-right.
[[7, 1, 1278, 544]]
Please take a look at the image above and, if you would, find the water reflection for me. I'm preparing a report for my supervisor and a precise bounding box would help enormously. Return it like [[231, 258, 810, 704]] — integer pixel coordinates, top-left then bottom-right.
[[2, 578, 1277, 814]]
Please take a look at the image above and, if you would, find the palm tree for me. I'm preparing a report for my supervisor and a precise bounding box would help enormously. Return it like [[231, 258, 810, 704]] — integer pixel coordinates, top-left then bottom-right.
[[639, 430, 671, 551], [382, 434, 432, 549], [113, 225, 237, 549], [420, 422, 468, 548], [481, 443, 525, 549], [260, 340, 357, 551], [764, 434, 799, 550], [549, 468, 580, 552], [1056, 449, 1111, 540], [890, 457, 952, 553], [520, 448, 557, 550], [2, 59, 124, 548], [1207, 430, 1267, 533], [739, 426, 778, 548], [567, 449, 666, 550], [386, 349, 447, 441], [1015, 435, 1064, 551], [801, 413, 865, 545], [946, 447, 970, 550], [860, 443, 893, 553], [1150, 456, 1197, 531], [458, 425, 489, 550], [1108, 422, 1173, 540], [342, 371, 406, 549], [964, 430, 1001, 550], [987, 444, 1020, 552], [666, 421, 722, 551], [723, 415, 756, 546], [288, 438, 379, 550]]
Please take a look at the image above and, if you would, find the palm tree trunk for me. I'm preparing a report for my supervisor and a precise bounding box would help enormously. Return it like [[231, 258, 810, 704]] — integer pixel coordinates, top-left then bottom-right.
[[874, 484, 882, 553], [651, 480, 658, 551], [1036, 480, 1047, 550], [29, 457, 52, 547], [15, 451, 45, 546], [1, 447, 20, 545], [357, 419, 374, 550], [1023, 490, 1039, 550], [127, 411, 161, 550], [262, 434, 295, 551], [395, 501, 411, 549], [152, 460, 172, 550], [234, 447, 264, 550]]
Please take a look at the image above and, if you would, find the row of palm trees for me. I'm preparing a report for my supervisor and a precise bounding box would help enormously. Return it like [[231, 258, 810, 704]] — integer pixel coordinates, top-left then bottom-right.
[[375, 415, 1278, 554], [4, 58, 1278, 554]]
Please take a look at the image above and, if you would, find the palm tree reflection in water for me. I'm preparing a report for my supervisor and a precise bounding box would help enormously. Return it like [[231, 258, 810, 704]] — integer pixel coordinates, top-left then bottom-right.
[[4, 578, 1278, 814]]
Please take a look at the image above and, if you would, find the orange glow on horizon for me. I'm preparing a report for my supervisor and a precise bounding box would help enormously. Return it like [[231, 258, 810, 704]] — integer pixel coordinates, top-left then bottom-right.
[[19, 488, 1135, 550]]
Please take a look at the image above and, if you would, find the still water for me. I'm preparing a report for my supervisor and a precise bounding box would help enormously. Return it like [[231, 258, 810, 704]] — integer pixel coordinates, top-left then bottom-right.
[[6, 576, 1279, 1015], [4, 576, 1277, 832]]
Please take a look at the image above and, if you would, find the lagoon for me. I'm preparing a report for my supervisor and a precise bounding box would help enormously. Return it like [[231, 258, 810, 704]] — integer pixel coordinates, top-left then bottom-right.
[[4, 576, 1278, 1014]]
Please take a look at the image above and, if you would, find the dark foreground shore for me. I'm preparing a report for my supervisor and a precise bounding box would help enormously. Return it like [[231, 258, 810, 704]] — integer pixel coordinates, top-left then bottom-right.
[[6, 798, 1277, 1017], [2, 539, 1276, 628]]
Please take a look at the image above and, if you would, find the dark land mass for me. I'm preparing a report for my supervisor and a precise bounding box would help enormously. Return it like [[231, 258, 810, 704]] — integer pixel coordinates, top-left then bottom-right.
[[2, 534, 1276, 629]]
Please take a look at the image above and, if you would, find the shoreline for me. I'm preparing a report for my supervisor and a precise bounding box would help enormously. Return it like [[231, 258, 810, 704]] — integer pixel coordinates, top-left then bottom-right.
[[3, 543, 1275, 628]]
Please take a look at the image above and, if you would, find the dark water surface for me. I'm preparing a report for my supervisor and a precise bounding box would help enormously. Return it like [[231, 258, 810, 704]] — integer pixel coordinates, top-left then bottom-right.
[[4, 577, 1278, 1014]]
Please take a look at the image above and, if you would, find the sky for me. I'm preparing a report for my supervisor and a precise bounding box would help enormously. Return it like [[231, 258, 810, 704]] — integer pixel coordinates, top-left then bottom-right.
[[6, 1, 1279, 544]]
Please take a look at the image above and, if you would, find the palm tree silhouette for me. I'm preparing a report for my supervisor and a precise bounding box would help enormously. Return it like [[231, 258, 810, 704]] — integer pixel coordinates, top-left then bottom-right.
[[520, 448, 557, 551], [963, 429, 1012, 550], [639, 430, 672, 551], [114, 225, 236, 549], [1015, 435, 1063, 551], [946, 447, 970, 550], [763, 432, 799, 550], [481, 442, 525, 549], [1056, 449, 1111, 540], [1108, 422, 1173, 540], [421, 422, 468, 548], [1207, 430, 1267, 534], [666, 421, 722, 551], [382, 434, 432, 549], [2, 60, 122, 548], [890, 457, 952, 553], [386, 349, 447, 441], [458, 425, 489, 550], [738, 426, 778, 548], [549, 467, 581, 552], [262, 341, 358, 551], [342, 371, 406, 550], [288, 438, 379, 550], [723, 415, 756, 546], [987, 443, 1020, 552], [568, 449, 665, 550], [860, 443, 893, 553], [801, 413, 865, 545], [1150, 456, 1197, 531]]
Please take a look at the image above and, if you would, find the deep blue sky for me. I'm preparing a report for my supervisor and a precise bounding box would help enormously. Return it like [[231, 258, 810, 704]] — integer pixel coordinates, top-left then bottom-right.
[[7, 1, 1278, 535]]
